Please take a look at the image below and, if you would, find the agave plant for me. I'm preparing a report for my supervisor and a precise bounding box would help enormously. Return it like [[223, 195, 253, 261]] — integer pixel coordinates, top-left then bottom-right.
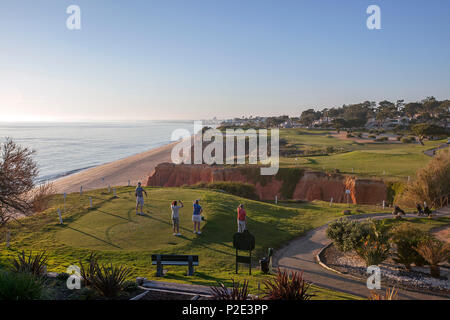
[[368, 287, 398, 300], [262, 268, 313, 300], [11, 251, 48, 276], [210, 280, 250, 300], [414, 238, 450, 278]]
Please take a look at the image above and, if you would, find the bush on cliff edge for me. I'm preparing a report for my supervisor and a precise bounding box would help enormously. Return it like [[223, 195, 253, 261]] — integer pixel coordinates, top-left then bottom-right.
[[189, 181, 259, 200]]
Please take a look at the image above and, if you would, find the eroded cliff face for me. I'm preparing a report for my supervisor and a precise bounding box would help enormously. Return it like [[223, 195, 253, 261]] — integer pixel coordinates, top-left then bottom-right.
[[146, 163, 387, 204]]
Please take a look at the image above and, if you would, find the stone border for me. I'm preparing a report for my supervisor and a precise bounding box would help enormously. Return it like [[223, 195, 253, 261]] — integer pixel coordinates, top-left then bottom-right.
[[315, 242, 362, 281]]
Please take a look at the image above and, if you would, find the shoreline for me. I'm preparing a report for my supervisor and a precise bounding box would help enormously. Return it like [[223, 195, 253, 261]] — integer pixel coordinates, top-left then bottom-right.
[[52, 140, 179, 194]]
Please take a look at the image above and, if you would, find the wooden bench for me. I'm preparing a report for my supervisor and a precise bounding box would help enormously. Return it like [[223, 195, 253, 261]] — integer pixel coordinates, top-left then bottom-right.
[[151, 254, 199, 277]]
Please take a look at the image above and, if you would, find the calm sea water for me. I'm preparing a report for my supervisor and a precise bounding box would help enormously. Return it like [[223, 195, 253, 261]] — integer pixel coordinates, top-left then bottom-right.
[[0, 121, 194, 183]]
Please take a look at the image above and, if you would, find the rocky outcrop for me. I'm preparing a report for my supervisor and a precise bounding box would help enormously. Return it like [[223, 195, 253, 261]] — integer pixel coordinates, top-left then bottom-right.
[[146, 163, 387, 204]]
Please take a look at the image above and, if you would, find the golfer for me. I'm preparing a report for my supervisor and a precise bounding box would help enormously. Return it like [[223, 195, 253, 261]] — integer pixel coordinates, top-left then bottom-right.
[[171, 200, 183, 236], [135, 182, 148, 215], [237, 204, 247, 233], [192, 199, 203, 234]]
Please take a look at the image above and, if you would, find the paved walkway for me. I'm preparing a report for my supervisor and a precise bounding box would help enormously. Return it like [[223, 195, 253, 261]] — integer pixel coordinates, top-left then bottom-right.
[[273, 207, 450, 300], [424, 143, 448, 157]]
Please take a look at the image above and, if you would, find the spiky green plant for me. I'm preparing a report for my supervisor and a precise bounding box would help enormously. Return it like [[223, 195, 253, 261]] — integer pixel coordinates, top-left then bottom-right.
[[210, 280, 250, 300], [11, 251, 48, 276], [262, 268, 313, 300], [414, 238, 450, 278]]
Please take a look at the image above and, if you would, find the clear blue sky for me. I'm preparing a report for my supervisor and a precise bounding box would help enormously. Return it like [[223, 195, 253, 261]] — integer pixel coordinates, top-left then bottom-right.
[[0, 0, 449, 121]]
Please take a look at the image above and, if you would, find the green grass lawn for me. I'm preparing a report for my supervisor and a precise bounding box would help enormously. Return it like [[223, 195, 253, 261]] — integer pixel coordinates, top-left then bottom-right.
[[0, 187, 392, 299], [279, 128, 445, 179]]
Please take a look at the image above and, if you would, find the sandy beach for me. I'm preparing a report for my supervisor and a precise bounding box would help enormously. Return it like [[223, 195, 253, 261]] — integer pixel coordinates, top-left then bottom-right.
[[52, 141, 178, 194]]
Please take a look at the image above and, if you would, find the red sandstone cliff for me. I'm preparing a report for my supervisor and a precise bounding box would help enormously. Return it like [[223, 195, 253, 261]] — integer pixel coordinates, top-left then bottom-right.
[[146, 163, 387, 205]]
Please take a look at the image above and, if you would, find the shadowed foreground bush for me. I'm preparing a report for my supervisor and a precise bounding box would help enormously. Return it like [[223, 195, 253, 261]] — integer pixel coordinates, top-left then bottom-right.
[[210, 280, 250, 300], [79, 253, 132, 299], [262, 269, 313, 300], [0, 271, 43, 300], [11, 250, 48, 276]]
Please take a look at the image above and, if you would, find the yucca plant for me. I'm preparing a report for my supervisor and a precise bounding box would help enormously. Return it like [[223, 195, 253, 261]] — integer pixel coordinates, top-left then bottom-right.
[[90, 263, 132, 299], [414, 238, 450, 278], [210, 280, 250, 300], [262, 268, 313, 300], [11, 250, 48, 276], [368, 287, 398, 300]]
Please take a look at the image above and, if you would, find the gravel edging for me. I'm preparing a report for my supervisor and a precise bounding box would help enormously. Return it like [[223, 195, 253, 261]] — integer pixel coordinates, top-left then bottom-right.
[[316, 242, 366, 281], [316, 242, 450, 298]]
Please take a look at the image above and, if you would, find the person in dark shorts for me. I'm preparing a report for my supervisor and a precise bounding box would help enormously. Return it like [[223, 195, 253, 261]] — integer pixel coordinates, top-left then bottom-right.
[[171, 200, 183, 236], [416, 203, 424, 216], [135, 182, 148, 215], [424, 205, 432, 217], [237, 204, 247, 233]]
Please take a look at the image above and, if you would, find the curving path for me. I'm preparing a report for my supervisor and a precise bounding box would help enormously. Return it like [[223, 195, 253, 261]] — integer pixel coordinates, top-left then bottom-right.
[[424, 143, 448, 157], [273, 207, 450, 300]]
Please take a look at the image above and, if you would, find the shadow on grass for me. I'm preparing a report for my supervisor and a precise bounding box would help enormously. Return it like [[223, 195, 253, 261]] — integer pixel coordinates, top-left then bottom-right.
[[96, 209, 135, 222], [65, 226, 122, 249]]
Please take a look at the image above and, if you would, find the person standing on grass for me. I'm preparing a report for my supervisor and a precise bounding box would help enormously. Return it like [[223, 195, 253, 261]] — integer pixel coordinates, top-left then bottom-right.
[[135, 182, 148, 215], [237, 204, 247, 233], [171, 200, 183, 236], [192, 199, 203, 234]]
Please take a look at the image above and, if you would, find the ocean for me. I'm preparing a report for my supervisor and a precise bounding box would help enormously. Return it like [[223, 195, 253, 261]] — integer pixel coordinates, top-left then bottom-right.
[[0, 121, 195, 183]]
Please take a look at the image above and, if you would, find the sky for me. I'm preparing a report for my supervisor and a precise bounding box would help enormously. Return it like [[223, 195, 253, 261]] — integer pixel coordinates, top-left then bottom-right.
[[0, 0, 449, 121]]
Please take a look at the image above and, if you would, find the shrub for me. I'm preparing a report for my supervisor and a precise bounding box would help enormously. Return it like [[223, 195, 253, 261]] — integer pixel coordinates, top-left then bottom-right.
[[90, 263, 133, 299], [368, 287, 398, 300], [326, 218, 371, 252], [414, 238, 450, 278], [0, 271, 43, 300], [11, 251, 48, 276], [398, 149, 450, 208], [31, 182, 55, 213], [401, 137, 412, 144], [80, 253, 132, 298], [390, 224, 427, 269], [375, 136, 388, 142], [354, 220, 391, 266], [79, 252, 99, 286], [356, 133, 362, 138], [205, 182, 258, 200], [385, 181, 405, 204], [262, 269, 313, 300], [210, 280, 250, 300], [275, 167, 304, 199], [326, 146, 335, 154], [346, 133, 353, 138], [368, 135, 376, 139]]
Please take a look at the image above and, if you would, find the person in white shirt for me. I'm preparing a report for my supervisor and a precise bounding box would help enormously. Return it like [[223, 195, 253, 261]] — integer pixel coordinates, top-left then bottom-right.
[[171, 200, 183, 236]]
